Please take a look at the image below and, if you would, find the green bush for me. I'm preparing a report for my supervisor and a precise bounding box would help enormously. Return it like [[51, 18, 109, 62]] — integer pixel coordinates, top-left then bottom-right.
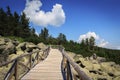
[[24, 36, 41, 44], [6, 36, 24, 42]]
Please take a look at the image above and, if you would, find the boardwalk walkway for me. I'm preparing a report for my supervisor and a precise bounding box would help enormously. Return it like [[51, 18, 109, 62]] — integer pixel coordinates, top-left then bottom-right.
[[22, 49, 63, 80]]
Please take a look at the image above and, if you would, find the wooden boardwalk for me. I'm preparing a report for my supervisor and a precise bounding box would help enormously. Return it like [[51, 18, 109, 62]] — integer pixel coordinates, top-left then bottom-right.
[[22, 49, 63, 80]]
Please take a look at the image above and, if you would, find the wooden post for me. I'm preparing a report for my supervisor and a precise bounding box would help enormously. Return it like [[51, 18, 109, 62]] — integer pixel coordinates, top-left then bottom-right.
[[62, 50, 92, 80], [66, 60, 73, 80], [37, 52, 39, 63], [43, 50, 46, 59], [45, 49, 47, 58], [15, 59, 18, 80], [47, 47, 49, 56], [67, 61, 70, 80], [29, 54, 32, 68]]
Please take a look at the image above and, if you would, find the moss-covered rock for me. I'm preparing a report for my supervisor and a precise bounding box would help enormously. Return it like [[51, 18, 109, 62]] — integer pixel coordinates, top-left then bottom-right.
[[0, 37, 5, 45], [37, 43, 47, 49], [0, 37, 48, 80], [68, 51, 120, 80], [114, 76, 120, 80], [16, 42, 26, 51]]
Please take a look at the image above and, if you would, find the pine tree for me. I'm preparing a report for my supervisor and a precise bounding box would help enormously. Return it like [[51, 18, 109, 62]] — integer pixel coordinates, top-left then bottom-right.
[[39, 28, 49, 42], [6, 6, 14, 36], [57, 33, 66, 45], [0, 8, 7, 36], [19, 12, 30, 38], [13, 12, 20, 36], [89, 36, 95, 50], [6, 6, 12, 16]]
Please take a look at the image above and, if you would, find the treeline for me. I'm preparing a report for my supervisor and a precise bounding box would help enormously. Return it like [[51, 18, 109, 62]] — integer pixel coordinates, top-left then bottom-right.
[[0, 6, 120, 64], [0, 6, 37, 38], [63, 38, 120, 64], [0, 6, 66, 44]]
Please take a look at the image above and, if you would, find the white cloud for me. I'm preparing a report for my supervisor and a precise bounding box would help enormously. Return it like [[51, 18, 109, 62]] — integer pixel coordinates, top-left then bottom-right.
[[23, 0, 65, 27], [97, 39, 109, 47], [105, 44, 120, 50], [78, 31, 99, 42], [78, 32, 120, 50], [35, 31, 39, 36], [78, 31, 109, 48]]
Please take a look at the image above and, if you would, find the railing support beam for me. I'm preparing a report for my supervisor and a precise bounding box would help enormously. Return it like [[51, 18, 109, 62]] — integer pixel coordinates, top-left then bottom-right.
[[29, 54, 32, 68], [15, 59, 18, 80], [59, 46, 92, 80], [66, 60, 73, 80], [0, 47, 50, 80]]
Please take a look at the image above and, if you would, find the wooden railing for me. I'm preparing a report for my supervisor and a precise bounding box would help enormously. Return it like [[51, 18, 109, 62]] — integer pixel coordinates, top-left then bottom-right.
[[0, 45, 92, 80], [59, 46, 92, 80], [0, 47, 50, 80]]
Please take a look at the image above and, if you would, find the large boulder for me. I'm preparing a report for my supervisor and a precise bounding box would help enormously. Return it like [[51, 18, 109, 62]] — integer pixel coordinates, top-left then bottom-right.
[[0, 45, 6, 53], [25, 42, 38, 52], [12, 40, 19, 46], [114, 76, 120, 80], [8, 51, 29, 66], [89, 54, 106, 63], [100, 62, 116, 72], [0, 38, 15, 63], [78, 57, 94, 70], [16, 42, 39, 53], [0, 67, 10, 80], [2, 42, 16, 54], [0, 41, 16, 62], [4, 38, 11, 43], [37, 43, 46, 50], [0, 54, 5, 63], [74, 54, 83, 63], [114, 65, 120, 71], [93, 64, 101, 71], [8, 54, 18, 60], [67, 52, 76, 58], [0, 37, 5, 45], [0, 38, 15, 54], [26, 42, 37, 48], [69, 52, 120, 80], [16, 42, 26, 51], [16, 50, 24, 55], [97, 57, 106, 63], [83, 60, 93, 70]]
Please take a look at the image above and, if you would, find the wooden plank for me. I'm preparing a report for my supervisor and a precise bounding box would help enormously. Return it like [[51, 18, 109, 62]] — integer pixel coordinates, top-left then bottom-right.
[[22, 49, 63, 80]]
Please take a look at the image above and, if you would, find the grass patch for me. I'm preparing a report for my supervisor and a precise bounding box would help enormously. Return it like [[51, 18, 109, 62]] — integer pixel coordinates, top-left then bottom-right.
[[5, 36, 24, 43]]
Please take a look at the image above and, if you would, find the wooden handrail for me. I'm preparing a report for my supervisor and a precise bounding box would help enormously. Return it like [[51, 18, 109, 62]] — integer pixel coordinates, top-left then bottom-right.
[[0, 45, 91, 80], [0, 50, 39, 67], [59, 46, 92, 80], [0, 46, 50, 80]]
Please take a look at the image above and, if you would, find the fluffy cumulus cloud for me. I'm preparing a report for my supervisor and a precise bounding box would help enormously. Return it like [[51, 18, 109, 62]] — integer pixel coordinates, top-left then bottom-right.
[[78, 31, 109, 48], [23, 0, 65, 27], [97, 39, 109, 47], [78, 32, 99, 41], [78, 32, 120, 49]]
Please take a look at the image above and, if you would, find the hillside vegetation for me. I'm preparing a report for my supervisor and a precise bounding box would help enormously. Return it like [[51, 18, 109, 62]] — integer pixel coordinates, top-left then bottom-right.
[[0, 6, 120, 65]]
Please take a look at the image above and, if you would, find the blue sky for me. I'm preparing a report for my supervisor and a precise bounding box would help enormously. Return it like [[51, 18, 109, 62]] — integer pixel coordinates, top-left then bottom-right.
[[0, 0, 120, 49]]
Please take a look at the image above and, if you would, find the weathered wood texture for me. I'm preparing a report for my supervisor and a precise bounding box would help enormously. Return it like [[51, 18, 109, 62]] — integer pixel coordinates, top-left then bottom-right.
[[22, 49, 63, 80], [0, 47, 50, 80], [60, 47, 92, 80]]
